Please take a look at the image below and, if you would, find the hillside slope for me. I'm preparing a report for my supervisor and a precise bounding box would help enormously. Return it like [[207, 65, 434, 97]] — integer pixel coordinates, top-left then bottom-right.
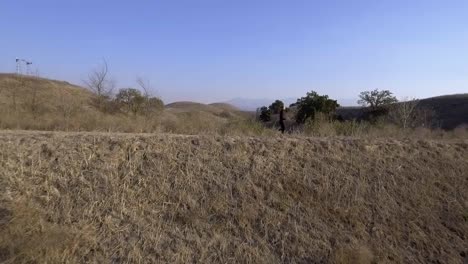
[[0, 131, 467, 263], [0, 73, 93, 112], [0, 74, 255, 134], [336, 94, 468, 129], [418, 94, 468, 129]]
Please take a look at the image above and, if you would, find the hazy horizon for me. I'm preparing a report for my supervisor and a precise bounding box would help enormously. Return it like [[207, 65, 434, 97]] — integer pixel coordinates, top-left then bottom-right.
[[1, 1, 468, 103]]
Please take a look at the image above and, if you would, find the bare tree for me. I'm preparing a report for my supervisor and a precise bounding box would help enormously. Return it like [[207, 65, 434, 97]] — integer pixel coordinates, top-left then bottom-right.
[[414, 107, 436, 128], [84, 60, 115, 110], [136, 77, 151, 98], [388, 97, 419, 129], [136, 77, 164, 115]]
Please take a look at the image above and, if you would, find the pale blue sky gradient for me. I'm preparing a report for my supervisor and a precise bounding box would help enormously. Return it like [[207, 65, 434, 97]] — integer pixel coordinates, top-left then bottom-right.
[[1, 0, 467, 104]]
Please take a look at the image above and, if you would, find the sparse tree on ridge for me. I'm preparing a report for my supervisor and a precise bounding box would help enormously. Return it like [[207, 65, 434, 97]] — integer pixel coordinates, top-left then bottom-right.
[[84, 59, 115, 110], [358, 89, 398, 110]]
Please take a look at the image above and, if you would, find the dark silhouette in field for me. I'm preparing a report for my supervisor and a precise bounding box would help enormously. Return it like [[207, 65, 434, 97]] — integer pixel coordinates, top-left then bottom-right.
[[279, 107, 286, 133]]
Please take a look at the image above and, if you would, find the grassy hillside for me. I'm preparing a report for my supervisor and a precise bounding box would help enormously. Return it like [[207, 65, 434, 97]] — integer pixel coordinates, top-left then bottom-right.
[[0, 131, 467, 263], [0, 74, 260, 135], [0, 73, 101, 131], [0, 73, 93, 113], [1, 74, 466, 135]]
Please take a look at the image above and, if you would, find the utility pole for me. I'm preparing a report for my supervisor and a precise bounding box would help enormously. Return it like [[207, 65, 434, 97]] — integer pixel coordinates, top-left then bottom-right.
[[26, 61, 33, 75], [15, 58, 33, 75], [16, 58, 22, 75]]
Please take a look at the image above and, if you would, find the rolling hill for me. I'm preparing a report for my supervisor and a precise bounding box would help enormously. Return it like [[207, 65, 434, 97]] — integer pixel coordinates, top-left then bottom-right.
[[0, 74, 252, 134], [0, 73, 93, 113], [0, 73, 466, 132]]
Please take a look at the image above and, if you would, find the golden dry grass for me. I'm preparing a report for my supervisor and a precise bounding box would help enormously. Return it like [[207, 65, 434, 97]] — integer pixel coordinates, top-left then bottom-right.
[[0, 74, 262, 135], [0, 73, 93, 112], [0, 131, 467, 263]]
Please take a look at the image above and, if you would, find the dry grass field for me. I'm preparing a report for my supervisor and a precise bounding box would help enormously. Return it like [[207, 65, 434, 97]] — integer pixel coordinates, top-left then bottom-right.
[[0, 131, 467, 263], [0, 74, 261, 135]]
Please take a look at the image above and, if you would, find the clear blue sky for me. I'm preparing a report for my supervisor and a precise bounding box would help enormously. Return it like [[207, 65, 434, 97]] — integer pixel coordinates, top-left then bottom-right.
[[1, 0, 467, 104]]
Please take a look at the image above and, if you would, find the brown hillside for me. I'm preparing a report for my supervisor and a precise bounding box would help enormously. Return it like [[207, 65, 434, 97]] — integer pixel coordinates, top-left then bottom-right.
[[164, 101, 253, 129], [0, 73, 107, 131], [0, 74, 260, 134], [0, 131, 467, 263], [0, 73, 93, 113]]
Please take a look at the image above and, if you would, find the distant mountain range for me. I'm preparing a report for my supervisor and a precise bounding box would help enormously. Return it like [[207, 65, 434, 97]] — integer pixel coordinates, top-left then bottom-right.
[[225, 98, 296, 111], [226, 97, 358, 111]]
